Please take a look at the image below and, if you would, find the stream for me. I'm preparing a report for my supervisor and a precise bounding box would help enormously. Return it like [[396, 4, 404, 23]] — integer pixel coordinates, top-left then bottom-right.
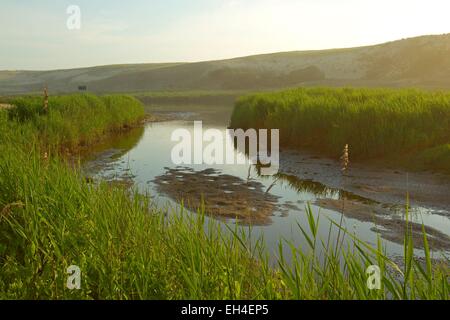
[[82, 104, 450, 263]]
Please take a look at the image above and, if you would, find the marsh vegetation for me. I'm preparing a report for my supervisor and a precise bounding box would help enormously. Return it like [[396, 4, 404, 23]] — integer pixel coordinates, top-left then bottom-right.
[[231, 87, 450, 173], [0, 92, 449, 300]]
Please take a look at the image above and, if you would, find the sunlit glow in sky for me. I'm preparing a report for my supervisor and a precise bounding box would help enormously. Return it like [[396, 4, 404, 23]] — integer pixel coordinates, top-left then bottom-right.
[[1, 0, 449, 70]]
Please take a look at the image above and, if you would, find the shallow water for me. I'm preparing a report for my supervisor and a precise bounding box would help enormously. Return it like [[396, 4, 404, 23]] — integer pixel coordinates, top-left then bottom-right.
[[83, 106, 450, 262]]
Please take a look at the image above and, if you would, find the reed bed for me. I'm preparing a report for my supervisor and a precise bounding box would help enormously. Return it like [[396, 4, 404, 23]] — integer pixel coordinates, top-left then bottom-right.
[[6, 94, 145, 150], [230, 87, 450, 172]]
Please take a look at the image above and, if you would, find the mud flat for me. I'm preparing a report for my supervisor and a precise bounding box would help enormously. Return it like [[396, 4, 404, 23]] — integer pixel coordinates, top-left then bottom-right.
[[153, 167, 280, 225], [279, 150, 450, 214], [315, 198, 450, 250]]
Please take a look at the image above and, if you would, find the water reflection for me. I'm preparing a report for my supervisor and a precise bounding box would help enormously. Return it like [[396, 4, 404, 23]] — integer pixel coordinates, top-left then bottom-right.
[[81, 126, 145, 175]]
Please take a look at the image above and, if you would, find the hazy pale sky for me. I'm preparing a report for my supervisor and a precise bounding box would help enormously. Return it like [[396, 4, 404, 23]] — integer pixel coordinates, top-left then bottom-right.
[[1, 0, 449, 70]]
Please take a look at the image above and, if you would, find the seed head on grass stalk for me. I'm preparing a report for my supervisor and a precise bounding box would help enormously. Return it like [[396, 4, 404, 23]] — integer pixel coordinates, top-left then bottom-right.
[[336, 144, 350, 255], [341, 144, 349, 174]]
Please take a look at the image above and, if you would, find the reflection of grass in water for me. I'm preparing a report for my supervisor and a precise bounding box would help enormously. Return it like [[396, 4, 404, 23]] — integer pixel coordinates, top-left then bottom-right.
[[256, 168, 377, 204], [80, 126, 145, 164], [105, 126, 145, 154], [275, 173, 335, 197]]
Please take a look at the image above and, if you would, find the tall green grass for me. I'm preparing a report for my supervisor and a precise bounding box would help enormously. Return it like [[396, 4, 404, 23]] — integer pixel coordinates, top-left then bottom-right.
[[230, 87, 450, 171], [0, 143, 272, 299], [0, 94, 448, 299], [6, 94, 145, 150]]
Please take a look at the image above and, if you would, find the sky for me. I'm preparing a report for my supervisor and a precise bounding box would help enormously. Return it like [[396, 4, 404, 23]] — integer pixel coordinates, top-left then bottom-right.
[[1, 0, 449, 70]]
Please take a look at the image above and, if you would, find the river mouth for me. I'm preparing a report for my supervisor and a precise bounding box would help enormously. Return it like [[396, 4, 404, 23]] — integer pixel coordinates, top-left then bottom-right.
[[82, 104, 450, 260]]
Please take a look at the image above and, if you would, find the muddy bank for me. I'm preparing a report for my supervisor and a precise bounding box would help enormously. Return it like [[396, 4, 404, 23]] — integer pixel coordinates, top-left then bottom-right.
[[153, 167, 279, 225], [81, 148, 126, 174], [279, 150, 450, 214], [315, 198, 450, 250]]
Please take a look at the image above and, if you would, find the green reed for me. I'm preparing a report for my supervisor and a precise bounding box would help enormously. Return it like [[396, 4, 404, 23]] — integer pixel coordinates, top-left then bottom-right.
[[230, 87, 450, 172]]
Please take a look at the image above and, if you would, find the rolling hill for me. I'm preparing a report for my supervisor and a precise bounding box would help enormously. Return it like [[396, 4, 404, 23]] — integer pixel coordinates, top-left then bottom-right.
[[1, 34, 449, 95]]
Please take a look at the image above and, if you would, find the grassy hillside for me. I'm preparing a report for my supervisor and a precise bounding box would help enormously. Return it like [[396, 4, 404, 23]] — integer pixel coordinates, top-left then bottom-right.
[[230, 87, 450, 173], [0, 63, 185, 95], [1, 34, 449, 94]]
